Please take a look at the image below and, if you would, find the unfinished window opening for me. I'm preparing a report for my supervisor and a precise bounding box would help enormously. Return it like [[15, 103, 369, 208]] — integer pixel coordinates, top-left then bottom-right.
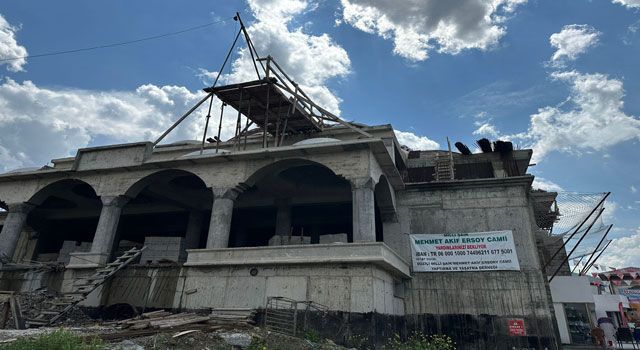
[[117, 170, 211, 263], [230, 160, 352, 247], [25, 179, 102, 263]]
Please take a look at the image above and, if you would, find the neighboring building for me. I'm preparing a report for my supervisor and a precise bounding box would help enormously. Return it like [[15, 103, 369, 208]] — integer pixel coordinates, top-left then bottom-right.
[[595, 267, 640, 323], [550, 275, 630, 345], [0, 75, 560, 349]]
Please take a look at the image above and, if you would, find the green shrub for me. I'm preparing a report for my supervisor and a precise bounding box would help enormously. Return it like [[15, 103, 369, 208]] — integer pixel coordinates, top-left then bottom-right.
[[345, 334, 370, 350], [304, 329, 321, 343], [0, 329, 103, 350], [384, 332, 455, 350]]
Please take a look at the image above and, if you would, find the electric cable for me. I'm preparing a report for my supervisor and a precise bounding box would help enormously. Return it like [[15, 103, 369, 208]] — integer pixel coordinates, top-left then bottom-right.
[[0, 17, 232, 63]]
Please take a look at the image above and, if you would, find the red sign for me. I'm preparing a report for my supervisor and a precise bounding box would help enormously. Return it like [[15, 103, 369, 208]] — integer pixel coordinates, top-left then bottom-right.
[[508, 319, 526, 336]]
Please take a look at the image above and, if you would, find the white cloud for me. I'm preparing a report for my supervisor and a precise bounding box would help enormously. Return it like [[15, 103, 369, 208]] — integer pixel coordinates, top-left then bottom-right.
[[532, 177, 564, 192], [612, 0, 640, 9], [512, 71, 640, 162], [632, 185, 638, 193], [603, 199, 618, 222], [549, 24, 600, 67], [472, 122, 500, 138], [339, 0, 526, 61], [0, 1, 357, 172], [0, 14, 28, 72], [225, 0, 351, 114], [596, 228, 640, 269], [0, 78, 234, 172], [394, 130, 439, 150]]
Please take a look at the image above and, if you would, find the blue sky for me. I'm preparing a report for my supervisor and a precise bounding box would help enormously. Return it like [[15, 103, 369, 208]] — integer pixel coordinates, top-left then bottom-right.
[[0, 0, 638, 268]]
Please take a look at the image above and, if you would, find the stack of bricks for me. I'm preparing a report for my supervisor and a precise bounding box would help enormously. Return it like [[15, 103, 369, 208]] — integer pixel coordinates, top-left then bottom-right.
[[57, 240, 91, 264], [140, 236, 187, 263]]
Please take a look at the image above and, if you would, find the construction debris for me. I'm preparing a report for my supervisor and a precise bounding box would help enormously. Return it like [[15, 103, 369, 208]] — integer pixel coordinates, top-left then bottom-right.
[[22, 247, 145, 328], [112, 308, 255, 331]]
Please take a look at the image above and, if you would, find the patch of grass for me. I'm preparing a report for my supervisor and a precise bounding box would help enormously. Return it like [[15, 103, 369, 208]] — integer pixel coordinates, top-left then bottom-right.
[[247, 336, 268, 350], [0, 329, 103, 350], [345, 334, 370, 350]]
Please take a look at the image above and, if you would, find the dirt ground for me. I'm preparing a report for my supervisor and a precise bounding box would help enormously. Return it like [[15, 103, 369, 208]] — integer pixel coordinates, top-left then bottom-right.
[[109, 329, 352, 350], [0, 326, 353, 350]]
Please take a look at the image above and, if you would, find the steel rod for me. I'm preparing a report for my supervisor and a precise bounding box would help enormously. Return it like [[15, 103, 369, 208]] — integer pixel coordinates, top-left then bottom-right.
[[584, 240, 613, 275], [549, 207, 605, 282], [154, 20, 241, 147], [236, 12, 264, 79], [153, 92, 212, 146], [542, 192, 610, 270], [579, 224, 613, 275]]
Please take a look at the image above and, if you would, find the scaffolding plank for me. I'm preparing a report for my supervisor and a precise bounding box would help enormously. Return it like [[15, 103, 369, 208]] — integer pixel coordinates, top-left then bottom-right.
[[205, 78, 322, 136]]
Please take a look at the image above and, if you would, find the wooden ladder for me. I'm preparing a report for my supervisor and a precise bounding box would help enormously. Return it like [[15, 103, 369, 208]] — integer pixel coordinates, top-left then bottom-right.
[[24, 246, 146, 328]]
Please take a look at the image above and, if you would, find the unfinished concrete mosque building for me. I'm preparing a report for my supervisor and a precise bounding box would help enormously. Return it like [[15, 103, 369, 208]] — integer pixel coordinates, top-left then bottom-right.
[[0, 21, 564, 350]]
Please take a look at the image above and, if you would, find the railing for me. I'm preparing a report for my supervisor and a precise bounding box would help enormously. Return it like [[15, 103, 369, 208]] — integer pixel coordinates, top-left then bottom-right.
[[263, 296, 331, 337]]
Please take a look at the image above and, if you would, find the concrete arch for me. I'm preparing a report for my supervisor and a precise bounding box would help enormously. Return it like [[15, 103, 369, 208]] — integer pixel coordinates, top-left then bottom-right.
[[123, 169, 208, 199], [243, 158, 344, 188], [375, 174, 397, 223], [27, 179, 100, 206]]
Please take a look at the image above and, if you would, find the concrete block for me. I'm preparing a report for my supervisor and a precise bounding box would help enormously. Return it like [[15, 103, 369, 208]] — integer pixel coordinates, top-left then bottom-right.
[[268, 235, 311, 246], [318, 233, 348, 244]]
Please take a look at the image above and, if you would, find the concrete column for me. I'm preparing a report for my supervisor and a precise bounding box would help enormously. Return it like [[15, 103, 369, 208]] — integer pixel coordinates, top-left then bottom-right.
[[351, 177, 376, 243], [184, 211, 203, 249], [206, 188, 239, 249], [89, 195, 129, 256], [0, 203, 35, 261], [274, 198, 291, 237]]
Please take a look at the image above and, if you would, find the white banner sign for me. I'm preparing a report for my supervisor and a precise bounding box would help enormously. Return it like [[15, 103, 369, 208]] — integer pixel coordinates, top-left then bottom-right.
[[410, 231, 520, 272]]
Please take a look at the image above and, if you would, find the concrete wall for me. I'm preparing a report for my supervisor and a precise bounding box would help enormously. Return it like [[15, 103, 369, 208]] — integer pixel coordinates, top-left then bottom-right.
[[382, 177, 558, 349], [52, 262, 404, 315]]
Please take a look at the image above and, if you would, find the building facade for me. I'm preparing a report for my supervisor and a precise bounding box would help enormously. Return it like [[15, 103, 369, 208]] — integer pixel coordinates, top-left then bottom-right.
[[0, 123, 559, 349]]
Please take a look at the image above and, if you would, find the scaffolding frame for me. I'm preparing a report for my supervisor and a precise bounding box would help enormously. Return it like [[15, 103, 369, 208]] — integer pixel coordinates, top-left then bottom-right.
[[153, 12, 370, 151]]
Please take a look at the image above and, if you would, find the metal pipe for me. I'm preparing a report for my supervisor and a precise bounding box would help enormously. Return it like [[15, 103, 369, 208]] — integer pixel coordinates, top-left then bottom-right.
[[215, 102, 226, 153], [200, 94, 216, 155], [542, 192, 610, 270], [549, 207, 605, 282], [263, 84, 271, 148], [235, 88, 244, 150], [236, 12, 264, 79], [154, 20, 241, 147], [153, 92, 212, 146], [244, 104, 252, 150], [584, 240, 613, 275], [579, 224, 613, 275]]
